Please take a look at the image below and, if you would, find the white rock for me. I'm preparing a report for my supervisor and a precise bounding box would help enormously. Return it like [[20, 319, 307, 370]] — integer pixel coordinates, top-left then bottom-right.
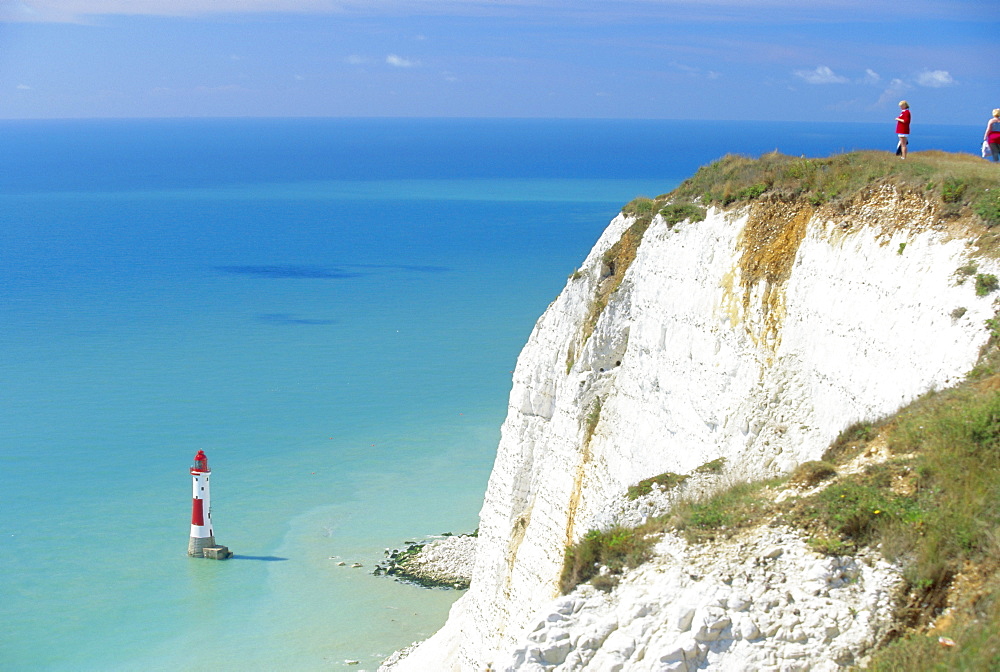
[[675, 606, 696, 632], [387, 192, 989, 670]]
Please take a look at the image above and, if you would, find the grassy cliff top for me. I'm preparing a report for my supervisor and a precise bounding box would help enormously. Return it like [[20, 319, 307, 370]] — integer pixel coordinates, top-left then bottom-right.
[[625, 151, 1000, 230]]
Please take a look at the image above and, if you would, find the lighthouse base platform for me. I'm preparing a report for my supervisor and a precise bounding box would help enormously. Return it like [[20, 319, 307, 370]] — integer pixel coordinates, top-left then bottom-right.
[[203, 545, 233, 560], [189, 535, 232, 559]]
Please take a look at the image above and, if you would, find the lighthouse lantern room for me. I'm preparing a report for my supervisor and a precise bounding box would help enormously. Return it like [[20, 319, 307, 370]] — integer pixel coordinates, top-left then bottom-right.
[[187, 450, 232, 559]]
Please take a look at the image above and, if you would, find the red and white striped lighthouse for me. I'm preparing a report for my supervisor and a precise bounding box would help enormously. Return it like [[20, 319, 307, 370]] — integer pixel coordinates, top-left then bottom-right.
[[187, 450, 216, 557]]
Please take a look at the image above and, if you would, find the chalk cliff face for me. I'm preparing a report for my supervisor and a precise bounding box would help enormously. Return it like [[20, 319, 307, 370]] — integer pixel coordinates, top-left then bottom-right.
[[393, 188, 995, 670]]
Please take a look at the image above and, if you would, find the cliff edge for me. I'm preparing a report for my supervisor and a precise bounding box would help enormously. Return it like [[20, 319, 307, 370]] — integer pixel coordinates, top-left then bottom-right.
[[386, 151, 1000, 670]]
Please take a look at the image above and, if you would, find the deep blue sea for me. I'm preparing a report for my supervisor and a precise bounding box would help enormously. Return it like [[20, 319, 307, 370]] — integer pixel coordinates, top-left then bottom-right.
[[0, 118, 977, 671]]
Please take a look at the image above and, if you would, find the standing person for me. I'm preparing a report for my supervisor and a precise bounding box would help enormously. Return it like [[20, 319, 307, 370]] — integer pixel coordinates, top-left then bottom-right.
[[895, 100, 911, 159], [985, 109, 1000, 162]]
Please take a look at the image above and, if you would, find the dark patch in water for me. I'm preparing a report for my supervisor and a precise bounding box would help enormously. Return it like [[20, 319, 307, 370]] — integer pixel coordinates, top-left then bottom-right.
[[215, 263, 450, 279], [216, 264, 363, 279], [358, 264, 450, 274], [257, 313, 336, 326]]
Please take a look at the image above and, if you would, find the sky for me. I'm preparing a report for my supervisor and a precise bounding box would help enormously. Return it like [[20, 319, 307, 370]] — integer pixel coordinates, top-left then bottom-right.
[[0, 0, 997, 122]]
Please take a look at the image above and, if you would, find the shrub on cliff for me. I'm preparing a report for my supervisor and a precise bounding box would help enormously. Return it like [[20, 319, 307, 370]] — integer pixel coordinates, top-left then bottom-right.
[[626, 471, 688, 500], [975, 188, 1000, 228], [789, 460, 837, 487], [823, 419, 878, 463], [659, 202, 706, 228], [622, 196, 658, 217], [559, 524, 659, 594], [975, 273, 999, 296], [694, 456, 727, 474]]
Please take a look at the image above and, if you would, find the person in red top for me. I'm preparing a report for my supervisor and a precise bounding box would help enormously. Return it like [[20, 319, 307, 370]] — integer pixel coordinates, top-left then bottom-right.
[[895, 100, 911, 159], [984, 109, 1000, 163]]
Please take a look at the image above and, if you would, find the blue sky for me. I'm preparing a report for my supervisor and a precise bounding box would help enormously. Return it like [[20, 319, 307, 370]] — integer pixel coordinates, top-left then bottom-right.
[[0, 0, 996, 122]]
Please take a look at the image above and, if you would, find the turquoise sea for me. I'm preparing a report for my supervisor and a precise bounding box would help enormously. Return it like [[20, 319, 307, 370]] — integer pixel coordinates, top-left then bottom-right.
[[0, 119, 976, 671]]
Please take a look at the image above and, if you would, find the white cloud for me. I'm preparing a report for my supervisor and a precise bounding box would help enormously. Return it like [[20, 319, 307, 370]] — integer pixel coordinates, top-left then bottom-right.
[[860, 68, 880, 84], [386, 54, 417, 68], [671, 62, 698, 75], [0, 0, 542, 22], [1, 1, 340, 22], [874, 77, 908, 107], [17, 83, 32, 90], [916, 69, 955, 87], [793, 65, 848, 84], [669, 61, 722, 80], [345, 55, 368, 65], [2, 0, 986, 23]]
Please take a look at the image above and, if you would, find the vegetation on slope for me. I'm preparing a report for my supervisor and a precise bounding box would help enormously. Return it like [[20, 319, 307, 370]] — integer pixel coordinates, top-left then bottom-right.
[[669, 150, 1000, 229], [577, 198, 656, 348], [559, 523, 659, 594], [626, 471, 688, 500]]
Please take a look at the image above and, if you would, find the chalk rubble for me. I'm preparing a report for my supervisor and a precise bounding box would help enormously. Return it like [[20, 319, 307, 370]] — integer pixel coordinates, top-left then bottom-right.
[[495, 527, 902, 671], [381, 535, 477, 589]]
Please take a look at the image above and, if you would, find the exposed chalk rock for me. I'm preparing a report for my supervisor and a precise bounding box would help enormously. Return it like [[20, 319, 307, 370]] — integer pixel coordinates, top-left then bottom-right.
[[384, 190, 996, 670]]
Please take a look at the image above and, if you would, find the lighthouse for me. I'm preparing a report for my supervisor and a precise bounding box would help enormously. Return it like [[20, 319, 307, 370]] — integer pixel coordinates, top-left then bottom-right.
[[187, 450, 231, 559]]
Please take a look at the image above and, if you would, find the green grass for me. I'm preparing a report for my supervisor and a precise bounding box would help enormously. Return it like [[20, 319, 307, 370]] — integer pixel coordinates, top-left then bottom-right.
[[622, 196, 658, 217], [788, 460, 837, 487], [879, 389, 1000, 585], [779, 388, 1000, 594], [668, 480, 776, 542], [954, 263, 978, 285], [659, 202, 707, 228], [975, 273, 998, 296], [942, 177, 968, 203], [663, 150, 1000, 230], [694, 457, 727, 474], [974, 189, 1000, 228], [823, 419, 878, 463], [786, 462, 924, 553], [626, 471, 688, 500], [559, 523, 661, 594]]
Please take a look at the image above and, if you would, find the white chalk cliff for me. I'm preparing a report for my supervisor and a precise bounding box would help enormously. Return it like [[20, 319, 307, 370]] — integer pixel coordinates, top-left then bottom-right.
[[389, 186, 996, 670]]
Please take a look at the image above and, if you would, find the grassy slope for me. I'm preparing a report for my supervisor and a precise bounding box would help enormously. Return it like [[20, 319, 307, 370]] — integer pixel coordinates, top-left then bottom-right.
[[560, 151, 1000, 669], [670, 150, 1000, 230]]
